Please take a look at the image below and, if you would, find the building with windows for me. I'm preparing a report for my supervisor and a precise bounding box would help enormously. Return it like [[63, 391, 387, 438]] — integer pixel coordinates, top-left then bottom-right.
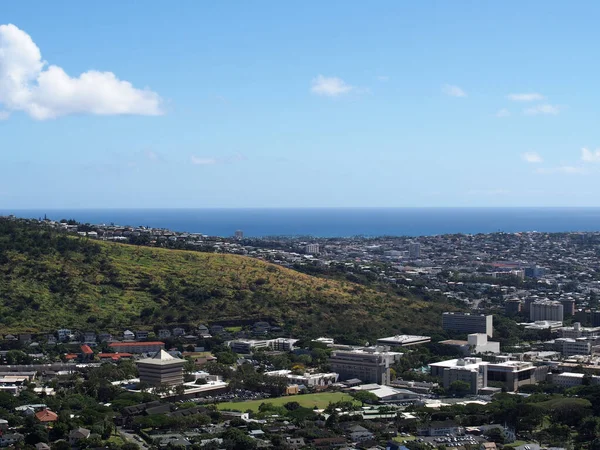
[[228, 339, 269, 354], [429, 357, 489, 394], [108, 341, 165, 354], [554, 337, 599, 356], [329, 347, 402, 385], [439, 333, 500, 356], [305, 243, 320, 254], [137, 350, 185, 386], [558, 322, 600, 339], [487, 360, 549, 391], [408, 242, 421, 259], [530, 300, 564, 322], [551, 372, 600, 388], [442, 312, 493, 337]]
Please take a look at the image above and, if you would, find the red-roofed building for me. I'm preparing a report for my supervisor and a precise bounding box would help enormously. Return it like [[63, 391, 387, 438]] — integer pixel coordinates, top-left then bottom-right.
[[109, 342, 165, 354], [64, 354, 78, 361], [80, 345, 94, 362], [98, 353, 133, 361], [35, 409, 58, 423]]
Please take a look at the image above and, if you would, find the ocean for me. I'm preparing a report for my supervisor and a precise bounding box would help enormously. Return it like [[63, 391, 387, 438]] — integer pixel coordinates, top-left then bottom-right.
[[3, 207, 600, 238]]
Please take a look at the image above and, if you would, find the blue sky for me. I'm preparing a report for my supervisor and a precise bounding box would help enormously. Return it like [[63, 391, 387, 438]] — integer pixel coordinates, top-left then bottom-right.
[[2, 1, 600, 208]]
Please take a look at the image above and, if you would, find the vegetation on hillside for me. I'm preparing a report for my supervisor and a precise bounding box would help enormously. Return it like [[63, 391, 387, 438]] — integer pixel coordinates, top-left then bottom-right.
[[0, 218, 455, 340]]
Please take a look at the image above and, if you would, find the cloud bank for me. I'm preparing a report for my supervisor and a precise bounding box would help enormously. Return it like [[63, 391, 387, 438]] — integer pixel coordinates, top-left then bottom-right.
[[0, 23, 163, 120]]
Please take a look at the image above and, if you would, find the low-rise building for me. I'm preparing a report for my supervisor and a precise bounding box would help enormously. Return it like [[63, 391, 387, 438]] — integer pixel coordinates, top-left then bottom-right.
[[376, 334, 431, 348], [439, 333, 500, 356], [487, 360, 548, 391], [109, 341, 165, 354], [429, 357, 488, 394], [551, 372, 600, 388]]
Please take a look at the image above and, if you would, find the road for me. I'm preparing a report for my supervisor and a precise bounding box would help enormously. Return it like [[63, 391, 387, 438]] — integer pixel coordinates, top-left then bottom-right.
[[117, 427, 149, 450]]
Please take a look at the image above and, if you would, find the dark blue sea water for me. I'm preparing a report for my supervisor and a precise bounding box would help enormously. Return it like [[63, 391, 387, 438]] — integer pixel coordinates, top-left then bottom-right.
[[2, 208, 600, 238]]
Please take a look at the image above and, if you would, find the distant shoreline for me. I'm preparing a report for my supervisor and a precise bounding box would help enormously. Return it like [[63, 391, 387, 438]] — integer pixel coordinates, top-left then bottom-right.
[[3, 207, 600, 238]]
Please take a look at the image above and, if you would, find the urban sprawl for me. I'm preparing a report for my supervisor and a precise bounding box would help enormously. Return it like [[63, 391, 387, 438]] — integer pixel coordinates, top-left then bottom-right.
[[3, 217, 600, 450]]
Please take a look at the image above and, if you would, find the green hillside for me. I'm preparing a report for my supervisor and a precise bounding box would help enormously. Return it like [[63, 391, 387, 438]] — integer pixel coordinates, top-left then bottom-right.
[[0, 218, 450, 340]]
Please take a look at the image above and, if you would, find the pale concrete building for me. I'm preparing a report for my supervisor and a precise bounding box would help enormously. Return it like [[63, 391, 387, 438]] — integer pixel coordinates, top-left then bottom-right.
[[137, 350, 185, 386], [329, 347, 402, 385], [442, 312, 493, 337], [530, 300, 564, 322]]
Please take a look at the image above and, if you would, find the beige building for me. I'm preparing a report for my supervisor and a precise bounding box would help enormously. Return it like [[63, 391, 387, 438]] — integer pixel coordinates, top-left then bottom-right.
[[137, 350, 185, 386], [329, 347, 401, 385]]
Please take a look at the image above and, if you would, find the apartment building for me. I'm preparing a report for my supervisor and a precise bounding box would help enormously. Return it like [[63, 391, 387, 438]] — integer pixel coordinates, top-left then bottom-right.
[[442, 312, 493, 337], [558, 322, 600, 339], [329, 347, 402, 385], [530, 300, 564, 322]]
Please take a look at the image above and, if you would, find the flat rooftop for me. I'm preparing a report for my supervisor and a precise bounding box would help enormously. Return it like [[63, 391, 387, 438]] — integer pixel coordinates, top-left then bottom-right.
[[376, 335, 431, 346]]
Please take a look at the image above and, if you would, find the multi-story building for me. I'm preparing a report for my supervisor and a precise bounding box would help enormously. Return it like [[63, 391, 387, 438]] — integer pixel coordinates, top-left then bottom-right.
[[487, 360, 548, 392], [228, 339, 269, 354], [439, 333, 500, 356], [558, 322, 600, 339], [560, 298, 576, 316], [524, 266, 547, 278], [429, 357, 488, 394], [305, 243, 320, 255], [137, 350, 185, 386], [530, 300, 564, 322], [555, 337, 596, 356], [408, 242, 421, 259], [505, 299, 522, 315], [551, 372, 600, 388], [234, 230, 244, 240], [329, 347, 402, 385], [108, 341, 165, 354], [442, 312, 493, 337], [269, 338, 298, 352]]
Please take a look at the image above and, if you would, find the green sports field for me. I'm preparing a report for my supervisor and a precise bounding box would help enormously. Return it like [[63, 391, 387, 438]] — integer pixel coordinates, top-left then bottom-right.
[[216, 392, 358, 412]]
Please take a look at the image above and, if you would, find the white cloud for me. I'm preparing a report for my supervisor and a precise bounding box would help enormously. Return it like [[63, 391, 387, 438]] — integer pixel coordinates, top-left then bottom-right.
[[523, 104, 560, 116], [521, 152, 543, 163], [311, 75, 354, 97], [535, 166, 587, 174], [442, 84, 466, 97], [508, 93, 545, 102], [581, 147, 600, 162], [190, 153, 246, 166], [0, 110, 10, 120], [0, 23, 163, 120], [376, 75, 389, 82], [496, 108, 510, 118], [190, 156, 218, 165]]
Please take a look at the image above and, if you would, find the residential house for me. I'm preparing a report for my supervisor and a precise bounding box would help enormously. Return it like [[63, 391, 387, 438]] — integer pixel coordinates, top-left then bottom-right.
[[57, 329, 72, 342], [158, 329, 172, 339], [346, 424, 375, 442], [34, 443, 50, 450], [35, 409, 58, 424], [98, 333, 113, 342], [123, 330, 135, 340], [0, 433, 24, 447], [82, 332, 96, 346], [172, 327, 186, 337], [69, 427, 91, 445], [198, 325, 211, 337], [136, 330, 149, 341]]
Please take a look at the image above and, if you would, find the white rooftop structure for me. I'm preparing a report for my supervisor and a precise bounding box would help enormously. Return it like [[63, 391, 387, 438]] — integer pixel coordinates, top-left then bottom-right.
[[376, 335, 431, 347]]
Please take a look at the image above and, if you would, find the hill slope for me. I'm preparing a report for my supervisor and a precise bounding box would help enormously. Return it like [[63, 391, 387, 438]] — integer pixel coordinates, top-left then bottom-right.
[[0, 219, 450, 340]]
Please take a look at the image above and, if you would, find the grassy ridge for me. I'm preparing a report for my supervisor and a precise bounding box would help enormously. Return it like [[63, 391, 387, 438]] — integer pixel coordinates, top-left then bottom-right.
[[0, 219, 450, 340]]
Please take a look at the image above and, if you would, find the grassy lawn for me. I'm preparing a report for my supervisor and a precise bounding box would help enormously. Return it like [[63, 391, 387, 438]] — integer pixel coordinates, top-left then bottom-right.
[[393, 435, 417, 443], [217, 392, 359, 412], [107, 433, 126, 446], [504, 441, 528, 448]]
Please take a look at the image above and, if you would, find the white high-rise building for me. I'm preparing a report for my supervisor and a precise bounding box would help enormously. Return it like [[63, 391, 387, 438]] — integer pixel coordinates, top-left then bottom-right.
[[305, 243, 320, 254], [530, 300, 564, 322]]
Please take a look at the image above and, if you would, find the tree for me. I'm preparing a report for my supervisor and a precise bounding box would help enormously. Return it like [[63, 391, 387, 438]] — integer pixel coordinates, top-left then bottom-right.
[[352, 390, 379, 406], [448, 380, 471, 397]]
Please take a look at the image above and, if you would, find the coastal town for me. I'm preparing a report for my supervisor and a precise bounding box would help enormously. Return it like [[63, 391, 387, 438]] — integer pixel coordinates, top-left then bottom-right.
[[0, 217, 599, 449]]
